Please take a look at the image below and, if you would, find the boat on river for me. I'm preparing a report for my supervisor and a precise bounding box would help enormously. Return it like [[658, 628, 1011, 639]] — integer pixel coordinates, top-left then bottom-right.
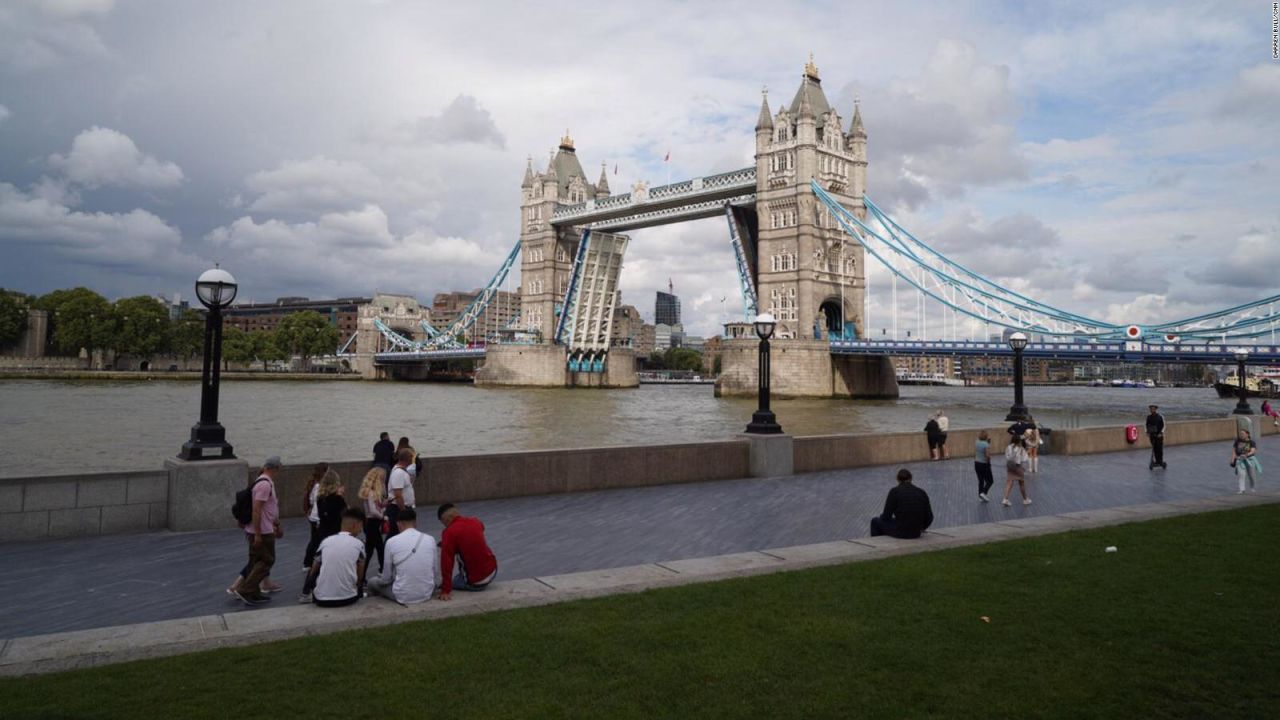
[[1214, 368, 1280, 399]]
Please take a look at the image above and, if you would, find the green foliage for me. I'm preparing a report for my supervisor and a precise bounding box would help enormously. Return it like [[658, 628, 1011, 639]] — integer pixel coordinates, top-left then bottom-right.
[[648, 346, 703, 371], [220, 327, 255, 368], [274, 311, 340, 365], [2, 506, 1278, 719], [172, 309, 205, 359], [253, 330, 287, 370], [0, 289, 28, 349], [37, 287, 114, 355], [111, 296, 171, 356], [665, 347, 703, 371]]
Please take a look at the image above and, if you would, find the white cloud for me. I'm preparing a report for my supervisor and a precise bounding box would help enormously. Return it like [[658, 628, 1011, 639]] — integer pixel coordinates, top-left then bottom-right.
[[1189, 228, 1280, 289], [0, 181, 197, 270], [49, 127, 184, 190], [206, 205, 503, 298], [0, 105, 10, 124], [0, 0, 113, 70], [244, 156, 384, 214]]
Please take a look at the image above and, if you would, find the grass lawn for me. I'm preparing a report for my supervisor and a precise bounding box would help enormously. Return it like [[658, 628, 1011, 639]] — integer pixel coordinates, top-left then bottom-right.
[[3, 505, 1278, 719]]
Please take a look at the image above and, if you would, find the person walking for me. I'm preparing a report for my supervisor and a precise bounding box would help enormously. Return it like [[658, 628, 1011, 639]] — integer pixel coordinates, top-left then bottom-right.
[[1025, 416, 1041, 473], [358, 466, 388, 581], [372, 432, 395, 475], [1145, 405, 1167, 470], [924, 413, 945, 461], [936, 411, 950, 459], [301, 462, 329, 570], [234, 456, 283, 606], [386, 448, 416, 540], [1001, 435, 1032, 507], [1231, 429, 1261, 493], [315, 469, 348, 545], [974, 430, 995, 502], [1262, 399, 1279, 429]]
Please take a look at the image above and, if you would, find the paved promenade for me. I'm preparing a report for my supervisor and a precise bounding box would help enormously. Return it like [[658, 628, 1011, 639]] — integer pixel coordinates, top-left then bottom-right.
[[0, 433, 1272, 640]]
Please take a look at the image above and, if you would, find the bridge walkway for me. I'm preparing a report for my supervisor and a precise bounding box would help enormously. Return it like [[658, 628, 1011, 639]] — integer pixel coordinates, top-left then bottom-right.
[[0, 433, 1273, 639]]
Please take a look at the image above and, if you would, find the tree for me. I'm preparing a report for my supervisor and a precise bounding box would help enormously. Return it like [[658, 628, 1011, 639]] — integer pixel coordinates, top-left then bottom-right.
[[112, 296, 171, 356], [253, 330, 288, 371], [221, 327, 255, 369], [171, 309, 205, 361], [665, 347, 704, 372], [274, 311, 339, 369], [0, 289, 28, 350], [36, 287, 114, 356]]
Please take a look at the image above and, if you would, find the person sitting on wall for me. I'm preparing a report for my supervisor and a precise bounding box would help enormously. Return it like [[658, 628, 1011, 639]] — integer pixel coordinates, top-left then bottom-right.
[[367, 507, 438, 605], [437, 503, 498, 600], [869, 468, 934, 539], [299, 508, 366, 607]]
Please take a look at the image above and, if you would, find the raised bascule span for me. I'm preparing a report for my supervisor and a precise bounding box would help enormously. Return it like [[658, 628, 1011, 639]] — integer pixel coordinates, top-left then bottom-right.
[[366, 57, 1280, 387]]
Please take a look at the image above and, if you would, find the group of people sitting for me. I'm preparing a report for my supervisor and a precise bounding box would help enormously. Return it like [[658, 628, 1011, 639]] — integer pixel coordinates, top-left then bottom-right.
[[228, 433, 498, 607]]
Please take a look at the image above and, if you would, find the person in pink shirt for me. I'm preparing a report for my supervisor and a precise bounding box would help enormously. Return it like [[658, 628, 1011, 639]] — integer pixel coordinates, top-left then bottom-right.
[[235, 456, 283, 606]]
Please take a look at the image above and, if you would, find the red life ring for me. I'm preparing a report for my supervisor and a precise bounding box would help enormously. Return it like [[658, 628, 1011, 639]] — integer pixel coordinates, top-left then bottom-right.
[[1125, 424, 1139, 444]]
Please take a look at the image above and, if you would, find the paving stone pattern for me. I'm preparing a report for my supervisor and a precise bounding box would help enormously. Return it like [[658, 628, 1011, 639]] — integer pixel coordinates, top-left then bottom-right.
[[0, 435, 1271, 639]]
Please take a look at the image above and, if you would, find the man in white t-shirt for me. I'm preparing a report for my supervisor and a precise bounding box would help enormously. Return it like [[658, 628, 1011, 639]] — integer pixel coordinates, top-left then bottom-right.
[[368, 507, 438, 605], [386, 448, 416, 539], [299, 508, 366, 607]]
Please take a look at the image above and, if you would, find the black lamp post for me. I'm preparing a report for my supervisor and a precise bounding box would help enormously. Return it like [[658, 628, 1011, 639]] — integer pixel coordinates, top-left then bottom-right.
[[1004, 331, 1030, 422], [745, 313, 783, 434], [1232, 349, 1253, 415], [179, 267, 238, 460]]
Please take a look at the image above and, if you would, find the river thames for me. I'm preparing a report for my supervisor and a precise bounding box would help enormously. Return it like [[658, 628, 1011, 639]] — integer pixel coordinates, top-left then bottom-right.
[[0, 379, 1243, 478]]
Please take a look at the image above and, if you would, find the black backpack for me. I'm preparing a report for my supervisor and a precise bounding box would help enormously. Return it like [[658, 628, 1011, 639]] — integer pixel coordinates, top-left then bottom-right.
[[232, 477, 269, 525]]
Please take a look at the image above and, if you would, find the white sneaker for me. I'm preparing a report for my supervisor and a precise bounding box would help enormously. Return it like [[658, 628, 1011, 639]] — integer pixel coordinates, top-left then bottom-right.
[[1001, 499, 1012, 507], [1023, 498, 1033, 505], [979, 493, 989, 502]]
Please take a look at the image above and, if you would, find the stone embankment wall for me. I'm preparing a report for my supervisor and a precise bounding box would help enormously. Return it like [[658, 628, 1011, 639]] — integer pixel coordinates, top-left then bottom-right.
[[0, 418, 1272, 541], [0, 470, 168, 542]]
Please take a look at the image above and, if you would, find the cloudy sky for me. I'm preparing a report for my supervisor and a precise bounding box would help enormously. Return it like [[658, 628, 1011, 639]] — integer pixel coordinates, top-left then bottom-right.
[[0, 0, 1277, 338]]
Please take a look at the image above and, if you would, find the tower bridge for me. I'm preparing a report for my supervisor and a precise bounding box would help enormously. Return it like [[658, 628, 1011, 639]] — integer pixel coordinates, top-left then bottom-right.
[[363, 57, 1280, 395]]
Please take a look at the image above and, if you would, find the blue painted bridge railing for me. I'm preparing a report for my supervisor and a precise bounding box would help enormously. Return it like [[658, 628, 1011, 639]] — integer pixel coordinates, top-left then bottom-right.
[[829, 339, 1280, 364]]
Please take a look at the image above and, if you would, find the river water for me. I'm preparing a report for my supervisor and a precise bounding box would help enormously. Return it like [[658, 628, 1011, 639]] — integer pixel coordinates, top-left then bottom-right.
[[0, 379, 1237, 477]]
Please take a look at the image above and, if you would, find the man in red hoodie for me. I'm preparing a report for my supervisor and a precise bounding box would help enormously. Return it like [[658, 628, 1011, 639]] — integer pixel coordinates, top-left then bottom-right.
[[437, 503, 498, 600]]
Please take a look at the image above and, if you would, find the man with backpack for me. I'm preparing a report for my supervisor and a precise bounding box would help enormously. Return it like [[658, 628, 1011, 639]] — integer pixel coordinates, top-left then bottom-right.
[[234, 456, 283, 606]]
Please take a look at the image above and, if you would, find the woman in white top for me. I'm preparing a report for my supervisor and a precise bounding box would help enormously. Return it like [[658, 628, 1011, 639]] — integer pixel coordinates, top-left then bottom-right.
[[1002, 435, 1032, 506], [358, 466, 388, 581]]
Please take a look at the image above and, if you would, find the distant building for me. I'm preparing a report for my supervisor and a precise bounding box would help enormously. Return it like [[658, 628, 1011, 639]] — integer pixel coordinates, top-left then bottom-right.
[[610, 304, 644, 348], [682, 335, 706, 352], [655, 291, 681, 326], [655, 322, 685, 351], [893, 355, 957, 379], [153, 293, 190, 320], [430, 289, 520, 342], [224, 296, 370, 350], [636, 323, 656, 356]]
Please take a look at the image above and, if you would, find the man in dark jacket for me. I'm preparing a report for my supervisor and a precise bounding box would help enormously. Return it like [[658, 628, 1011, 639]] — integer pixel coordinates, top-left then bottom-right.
[[1145, 405, 1167, 470], [870, 468, 934, 539], [372, 432, 395, 474]]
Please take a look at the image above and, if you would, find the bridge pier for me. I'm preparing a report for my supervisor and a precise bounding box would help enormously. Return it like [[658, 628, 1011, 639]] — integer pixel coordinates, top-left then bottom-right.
[[715, 338, 898, 399], [475, 345, 638, 388]]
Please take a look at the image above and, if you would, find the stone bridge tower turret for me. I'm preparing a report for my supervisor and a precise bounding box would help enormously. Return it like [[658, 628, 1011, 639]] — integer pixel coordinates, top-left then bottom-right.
[[752, 56, 868, 342]]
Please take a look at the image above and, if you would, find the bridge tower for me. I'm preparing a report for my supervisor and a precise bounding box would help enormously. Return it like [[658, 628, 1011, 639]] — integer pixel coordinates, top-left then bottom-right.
[[718, 57, 896, 398], [476, 133, 637, 387], [754, 56, 867, 341]]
